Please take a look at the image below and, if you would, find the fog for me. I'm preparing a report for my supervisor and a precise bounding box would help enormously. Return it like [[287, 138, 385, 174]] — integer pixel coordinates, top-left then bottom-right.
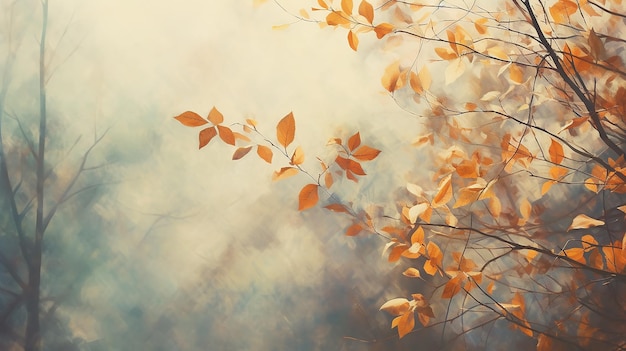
[[0, 1, 437, 350]]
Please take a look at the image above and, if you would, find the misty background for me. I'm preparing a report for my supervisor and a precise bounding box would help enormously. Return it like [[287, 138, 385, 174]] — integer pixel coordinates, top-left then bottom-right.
[[0, 1, 446, 350]]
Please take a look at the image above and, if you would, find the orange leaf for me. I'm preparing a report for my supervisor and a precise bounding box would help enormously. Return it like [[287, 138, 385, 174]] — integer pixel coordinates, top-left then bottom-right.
[[341, 0, 353, 14], [549, 139, 564, 164], [402, 267, 421, 278], [434, 47, 457, 60], [198, 127, 217, 149], [317, 0, 328, 9], [352, 145, 381, 161], [174, 111, 208, 127], [325, 203, 350, 213], [276, 112, 296, 148], [381, 61, 401, 92], [272, 167, 298, 181], [233, 132, 251, 142], [409, 71, 423, 94], [432, 174, 452, 208], [326, 11, 350, 26], [374, 23, 394, 39], [568, 214, 605, 231], [474, 18, 487, 34], [380, 298, 410, 316], [397, 311, 415, 338], [232, 146, 252, 160], [257, 145, 273, 163], [290, 146, 305, 165], [324, 172, 334, 188], [348, 30, 359, 51], [217, 125, 236, 145], [358, 0, 374, 23], [389, 244, 408, 262], [509, 64, 523, 84], [441, 273, 463, 299], [207, 106, 224, 125], [345, 223, 363, 236], [348, 160, 366, 175], [298, 184, 319, 211], [348, 132, 361, 151], [564, 247, 586, 264], [549, 0, 578, 24]]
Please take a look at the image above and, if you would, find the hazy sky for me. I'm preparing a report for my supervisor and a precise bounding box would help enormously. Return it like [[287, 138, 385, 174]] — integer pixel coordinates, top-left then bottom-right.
[[15, 1, 428, 349]]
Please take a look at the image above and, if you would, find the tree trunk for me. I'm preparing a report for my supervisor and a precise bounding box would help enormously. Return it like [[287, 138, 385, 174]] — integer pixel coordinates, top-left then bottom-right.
[[24, 255, 42, 351]]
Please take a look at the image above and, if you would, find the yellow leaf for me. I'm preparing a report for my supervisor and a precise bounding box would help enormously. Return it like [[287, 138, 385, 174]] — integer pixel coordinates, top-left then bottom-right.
[[488, 196, 501, 217], [520, 198, 532, 220], [358, 0, 374, 23], [487, 46, 509, 61], [174, 111, 208, 127], [541, 180, 555, 196], [509, 64, 523, 84], [232, 146, 252, 160], [432, 174, 452, 208], [549, 139, 565, 164], [408, 203, 429, 223], [272, 23, 290, 31], [409, 71, 423, 94], [276, 112, 296, 148], [374, 23, 394, 39], [445, 57, 465, 85], [207, 106, 224, 125], [341, 0, 353, 14], [317, 0, 328, 9], [299, 8, 310, 19], [257, 145, 273, 163], [434, 47, 457, 60], [198, 127, 217, 149], [348, 30, 359, 51], [474, 17, 488, 34], [246, 118, 257, 127], [380, 298, 410, 316], [217, 125, 236, 145], [418, 66, 431, 91], [549, 0, 578, 24], [381, 61, 401, 92], [324, 172, 333, 188], [290, 146, 305, 165], [326, 11, 351, 26], [568, 214, 605, 231], [272, 167, 298, 181], [298, 184, 319, 211], [397, 311, 415, 338], [402, 267, 421, 278]]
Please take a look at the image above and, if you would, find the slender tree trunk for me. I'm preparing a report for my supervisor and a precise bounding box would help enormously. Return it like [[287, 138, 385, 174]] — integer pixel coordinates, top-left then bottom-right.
[[24, 1, 48, 350]]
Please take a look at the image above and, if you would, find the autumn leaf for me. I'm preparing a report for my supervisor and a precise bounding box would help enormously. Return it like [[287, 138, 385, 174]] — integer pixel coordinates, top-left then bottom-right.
[[381, 61, 401, 92], [207, 106, 224, 125], [324, 203, 350, 213], [358, 0, 374, 23], [341, 0, 353, 15], [324, 172, 333, 188], [432, 174, 452, 208], [441, 273, 463, 299], [434, 47, 457, 61], [380, 298, 410, 316], [345, 223, 362, 236], [397, 310, 415, 338], [352, 145, 381, 161], [277, 112, 296, 148], [549, 139, 564, 164], [374, 23, 394, 39], [198, 127, 217, 149], [348, 132, 361, 151], [232, 146, 252, 160], [174, 111, 208, 127], [568, 214, 605, 231], [402, 267, 421, 278], [509, 64, 523, 84], [257, 145, 273, 163], [348, 30, 359, 51], [326, 11, 350, 26], [563, 247, 586, 264], [298, 184, 319, 211], [549, 0, 578, 24], [290, 146, 305, 165], [217, 125, 236, 145], [272, 167, 298, 181]]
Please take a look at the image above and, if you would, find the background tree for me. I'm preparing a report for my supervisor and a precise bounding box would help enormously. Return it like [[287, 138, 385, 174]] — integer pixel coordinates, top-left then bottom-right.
[[0, 1, 110, 350], [177, 0, 626, 349]]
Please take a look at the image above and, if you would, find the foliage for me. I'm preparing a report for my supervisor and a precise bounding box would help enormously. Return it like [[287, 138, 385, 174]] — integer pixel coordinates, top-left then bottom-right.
[[176, 0, 626, 349]]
